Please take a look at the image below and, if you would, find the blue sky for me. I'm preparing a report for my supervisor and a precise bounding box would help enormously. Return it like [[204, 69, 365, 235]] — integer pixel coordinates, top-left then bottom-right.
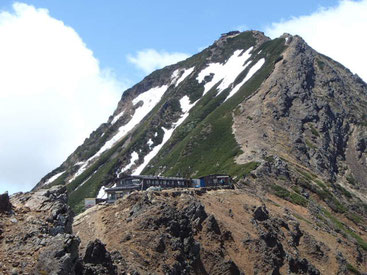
[[0, 0, 340, 83], [1, 0, 367, 194]]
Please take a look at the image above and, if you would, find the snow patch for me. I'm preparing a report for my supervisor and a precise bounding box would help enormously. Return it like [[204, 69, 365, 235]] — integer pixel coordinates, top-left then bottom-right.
[[171, 69, 179, 81], [92, 85, 167, 156], [175, 67, 195, 87], [69, 85, 169, 183], [69, 164, 88, 183], [111, 111, 124, 124], [179, 95, 192, 113], [44, 171, 65, 185], [134, 95, 198, 175], [197, 47, 253, 96], [74, 170, 97, 191], [147, 139, 154, 147], [119, 151, 139, 174], [225, 58, 265, 101], [134, 127, 174, 175], [97, 183, 116, 199], [97, 186, 107, 199]]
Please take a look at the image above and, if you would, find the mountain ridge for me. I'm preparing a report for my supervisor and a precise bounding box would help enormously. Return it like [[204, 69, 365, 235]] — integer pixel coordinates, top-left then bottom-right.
[[34, 30, 367, 218], [2, 29, 366, 274]]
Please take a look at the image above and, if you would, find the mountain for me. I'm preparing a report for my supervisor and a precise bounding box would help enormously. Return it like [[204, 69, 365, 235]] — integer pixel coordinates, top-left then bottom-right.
[[35, 30, 366, 213], [3, 29, 367, 274]]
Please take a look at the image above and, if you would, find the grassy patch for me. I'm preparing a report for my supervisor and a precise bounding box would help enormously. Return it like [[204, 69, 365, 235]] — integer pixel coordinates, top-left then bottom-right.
[[296, 168, 316, 181], [331, 197, 348, 213], [264, 155, 275, 163], [309, 124, 320, 137], [242, 161, 260, 175], [335, 184, 353, 199], [290, 193, 309, 207], [271, 184, 290, 199], [292, 186, 301, 194], [322, 208, 367, 251], [316, 59, 325, 70], [311, 181, 347, 213], [293, 213, 313, 225], [346, 212, 363, 225], [347, 174, 358, 185], [290, 193, 308, 207], [346, 263, 361, 275], [322, 193, 348, 213], [314, 179, 327, 189], [278, 175, 289, 181], [305, 139, 316, 149], [271, 184, 309, 207]]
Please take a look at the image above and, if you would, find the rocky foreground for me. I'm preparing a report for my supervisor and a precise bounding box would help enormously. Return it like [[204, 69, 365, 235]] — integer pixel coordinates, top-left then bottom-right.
[[0, 186, 116, 275], [74, 185, 367, 275], [1, 184, 366, 274]]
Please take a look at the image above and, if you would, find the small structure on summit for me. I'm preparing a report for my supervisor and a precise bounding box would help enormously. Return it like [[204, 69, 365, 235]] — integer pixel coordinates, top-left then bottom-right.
[[198, 174, 232, 187], [220, 31, 240, 37], [105, 175, 191, 202], [102, 174, 232, 203]]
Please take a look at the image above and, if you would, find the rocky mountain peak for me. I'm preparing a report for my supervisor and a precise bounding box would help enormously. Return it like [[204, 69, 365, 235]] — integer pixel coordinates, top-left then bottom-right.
[[2, 28, 367, 274]]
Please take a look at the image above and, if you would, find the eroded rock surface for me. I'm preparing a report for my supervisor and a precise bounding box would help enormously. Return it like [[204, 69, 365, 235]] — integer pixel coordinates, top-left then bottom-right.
[[0, 186, 117, 274], [73, 189, 367, 274]]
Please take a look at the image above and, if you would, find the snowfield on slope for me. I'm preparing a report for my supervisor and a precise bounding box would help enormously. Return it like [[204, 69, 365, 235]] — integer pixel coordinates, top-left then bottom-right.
[[68, 85, 169, 183], [43, 171, 65, 186], [111, 111, 125, 124], [118, 151, 139, 175], [98, 84, 169, 156], [133, 95, 198, 175], [225, 58, 265, 101], [172, 67, 195, 87], [196, 47, 253, 96]]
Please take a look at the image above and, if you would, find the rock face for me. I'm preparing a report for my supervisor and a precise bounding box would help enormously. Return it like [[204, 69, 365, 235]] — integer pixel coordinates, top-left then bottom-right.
[[0, 186, 79, 274], [35, 233, 80, 275], [73, 189, 367, 274], [233, 35, 367, 187], [0, 184, 366, 274], [0, 192, 11, 213], [253, 205, 269, 221], [0, 186, 118, 274], [82, 239, 117, 275]]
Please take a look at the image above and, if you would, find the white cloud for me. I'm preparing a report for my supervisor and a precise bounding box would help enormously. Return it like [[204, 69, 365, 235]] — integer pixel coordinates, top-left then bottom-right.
[[235, 25, 248, 32], [266, 0, 367, 82], [127, 49, 190, 74], [0, 3, 127, 194]]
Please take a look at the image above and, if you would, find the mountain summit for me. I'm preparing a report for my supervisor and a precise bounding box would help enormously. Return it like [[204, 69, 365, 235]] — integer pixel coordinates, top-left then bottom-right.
[[35, 31, 366, 213], [0, 29, 362, 274]]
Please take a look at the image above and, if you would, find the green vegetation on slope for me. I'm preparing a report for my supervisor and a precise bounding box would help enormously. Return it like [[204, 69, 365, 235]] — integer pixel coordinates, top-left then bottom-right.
[[66, 34, 286, 213], [68, 158, 118, 214], [144, 37, 286, 179], [322, 208, 367, 251], [271, 184, 308, 207], [66, 136, 129, 213]]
